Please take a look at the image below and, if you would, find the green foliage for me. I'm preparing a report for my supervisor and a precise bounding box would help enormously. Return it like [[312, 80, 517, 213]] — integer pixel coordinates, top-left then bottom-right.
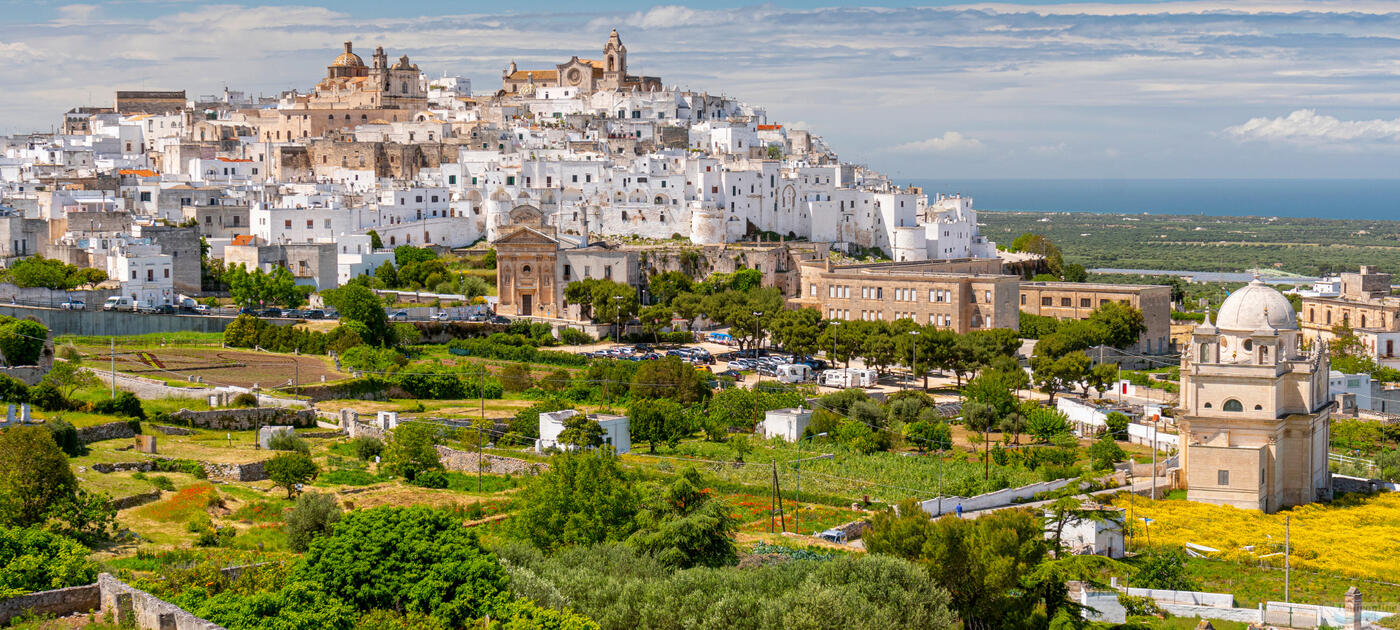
[[266, 453, 319, 498], [285, 492, 342, 552], [45, 419, 80, 457], [628, 399, 691, 453], [482, 248, 497, 269], [1, 256, 106, 290], [558, 328, 592, 345], [349, 436, 384, 461], [93, 391, 146, 420], [0, 374, 29, 404], [510, 451, 638, 550], [446, 338, 588, 367], [340, 345, 406, 373], [1026, 406, 1073, 443], [904, 420, 952, 452], [1019, 311, 1061, 339], [223, 263, 312, 309], [1132, 550, 1199, 591], [299, 506, 508, 626], [1104, 412, 1130, 440], [698, 286, 784, 351], [0, 525, 98, 598], [411, 469, 449, 489], [384, 422, 444, 481], [40, 361, 97, 404], [500, 363, 533, 393], [629, 356, 709, 403], [223, 314, 360, 355], [1011, 232, 1064, 276], [230, 392, 259, 408], [367, 229, 384, 250], [767, 307, 824, 356], [183, 580, 359, 630], [646, 271, 694, 306], [321, 284, 391, 347], [1088, 434, 1126, 471], [0, 318, 48, 366], [557, 413, 604, 450], [627, 467, 737, 569], [500, 541, 952, 630], [0, 426, 77, 527], [511, 399, 572, 441], [268, 432, 310, 454]]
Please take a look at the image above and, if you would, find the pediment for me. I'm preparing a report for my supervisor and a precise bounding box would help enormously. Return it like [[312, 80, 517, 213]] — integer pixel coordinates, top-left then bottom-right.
[[493, 225, 559, 246]]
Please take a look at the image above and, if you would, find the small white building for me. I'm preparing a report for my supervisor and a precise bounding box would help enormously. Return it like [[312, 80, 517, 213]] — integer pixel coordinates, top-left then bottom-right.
[[1047, 506, 1125, 558], [760, 407, 812, 442], [536, 409, 630, 454], [110, 245, 174, 306]]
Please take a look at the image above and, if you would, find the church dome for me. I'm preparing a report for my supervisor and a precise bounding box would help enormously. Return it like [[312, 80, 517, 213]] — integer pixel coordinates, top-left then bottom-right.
[[331, 42, 364, 67], [1215, 277, 1297, 331]]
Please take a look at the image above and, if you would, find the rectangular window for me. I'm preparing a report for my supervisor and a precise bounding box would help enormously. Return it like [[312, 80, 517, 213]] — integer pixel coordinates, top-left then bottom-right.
[[506, 176, 515, 185], [164, 269, 169, 278], [284, 220, 292, 229], [930, 290, 937, 302], [146, 269, 153, 281], [1080, 298, 1091, 307], [1060, 297, 1072, 307], [1020, 294, 1027, 305], [810, 284, 817, 297], [1042, 297, 1052, 306], [1217, 470, 1230, 486], [306, 220, 314, 229], [985, 290, 991, 303]]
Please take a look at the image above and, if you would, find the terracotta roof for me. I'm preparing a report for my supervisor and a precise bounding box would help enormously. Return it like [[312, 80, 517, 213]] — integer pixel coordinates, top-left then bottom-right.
[[757, 124, 782, 131], [118, 169, 158, 177], [507, 70, 557, 81], [579, 59, 605, 70], [231, 234, 256, 246], [215, 157, 252, 163]]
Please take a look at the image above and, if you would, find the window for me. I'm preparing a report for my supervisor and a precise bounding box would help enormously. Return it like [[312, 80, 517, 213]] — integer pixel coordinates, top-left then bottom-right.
[[1060, 297, 1072, 307], [163, 269, 169, 278], [1041, 297, 1052, 306], [1080, 298, 1090, 307], [1020, 294, 1027, 305], [284, 220, 292, 229], [146, 269, 153, 281], [1217, 470, 1230, 486], [1223, 399, 1244, 412], [1200, 344, 1209, 362], [139, 191, 151, 202], [306, 220, 313, 229]]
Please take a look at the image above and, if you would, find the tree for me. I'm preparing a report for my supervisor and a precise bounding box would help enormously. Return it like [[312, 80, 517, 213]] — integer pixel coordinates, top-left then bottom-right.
[[628, 398, 688, 453], [860, 325, 900, 376], [41, 361, 97, 401], [866, 502, 1050, 630], [768, 308, 823, 357], [961, 401, 999, 480], [1027, 406, 1072, 443], [1088, 362, 1119, 396], [1061, 263, 1088, 283], [384, 422, 444, 481], [367, 229, 384, 250], [1088, 301, 1147, 349], [374, 260, 399, 288], [0, 319, 47, 366], [647, 271, 694, 306], [1033, 351, 1092, 404], [1010, 233, 1063, 277], [0, 525, 98, 599], [638, 304, 672, 343], [394, 245, 438, 267], [266, 452, 319, 498], [630, 355, 708, 403], [500, 363, 533, 393], [510, 451, 638, 550], [298, 506, 508, 626], [321, 284, 390, 346], [1104, 411, 1130, 440], [627, 467, 738, 568], [1088, 434, 1126, 471], [557, 413, 604, 450], [0, 426, 77, 527], [1133, 550, 1199, 591], [223, 263, 311, 308], [905, 419, 952, 452], [699, 287, 783, 352], [285, 492, 342, 552]]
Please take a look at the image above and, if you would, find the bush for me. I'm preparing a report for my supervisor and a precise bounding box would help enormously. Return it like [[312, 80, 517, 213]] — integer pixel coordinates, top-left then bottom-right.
[[93, 391, 146, 420], [350, 436, 384, 461], [285, 492, 341, 552], [559, 328, 592, 345], [499, 364, 532, 393], [1133, 550, 1198, 591], [268, 432, 310, 454], [0, 375, 29, 404], [45, 419, 80, 457], [148, 475, 176, 491], [411, 469, 449, 489], [266, 452, 319, 498], [230, 392, 259, 408], [1089, 434, 1126, 471], [28, 382, 70, 412], [0, 525, 98, 598]]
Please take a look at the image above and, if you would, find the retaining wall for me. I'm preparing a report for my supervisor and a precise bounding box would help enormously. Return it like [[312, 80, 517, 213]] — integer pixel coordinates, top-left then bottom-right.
[[75, 421, 137, 445], [920, 477, 1077, 516], [97, 573, 224, 630], [436, 446, 545, 475], [204, 460, 268, 482], [1125, 587, 1233, 608], [151, 424, 195, 436], [111, 490, 163, 511], [1333, 473, 1400, 494], [169, 408, 317, 431], [0, 583, 101, 626], [90, 461, 155, 474], [0, 304, 240, 337]]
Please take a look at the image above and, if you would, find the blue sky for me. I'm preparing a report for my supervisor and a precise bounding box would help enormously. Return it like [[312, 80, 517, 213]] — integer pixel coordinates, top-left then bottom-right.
[[7, 1, 1400, 179]]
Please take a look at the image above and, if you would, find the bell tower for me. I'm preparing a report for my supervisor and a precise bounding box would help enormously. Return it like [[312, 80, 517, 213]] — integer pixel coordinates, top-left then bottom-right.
[[603, 29, 627, 81]]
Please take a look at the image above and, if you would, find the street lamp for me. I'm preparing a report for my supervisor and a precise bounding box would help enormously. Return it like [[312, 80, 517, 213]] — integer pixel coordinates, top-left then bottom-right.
[[613, 295, 625, 344], [795, 431, 828, 534], [830, 320, 841, 371], [751, 311, 764, 357]]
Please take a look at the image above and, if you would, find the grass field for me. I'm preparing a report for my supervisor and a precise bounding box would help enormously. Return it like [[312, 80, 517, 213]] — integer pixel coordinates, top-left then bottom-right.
[[69, 345, 347, 389]]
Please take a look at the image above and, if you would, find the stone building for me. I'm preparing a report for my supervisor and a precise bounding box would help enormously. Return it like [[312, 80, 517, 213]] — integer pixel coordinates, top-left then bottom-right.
[[1299, 266, 1400, 343], [1179, 278, 1331, 512], [502, 30, 662, 95], [114, 90, 186, 115], [1018, 281, 1173, 354], [491, 206, 638, 320], [790, 258, 1019, 333]]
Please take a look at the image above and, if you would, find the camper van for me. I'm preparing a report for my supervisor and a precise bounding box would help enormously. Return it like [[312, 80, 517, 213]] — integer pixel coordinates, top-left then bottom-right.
[[776, 363, 812, 384], [818, 368, 878, 389], [102, 296, 135, 312]]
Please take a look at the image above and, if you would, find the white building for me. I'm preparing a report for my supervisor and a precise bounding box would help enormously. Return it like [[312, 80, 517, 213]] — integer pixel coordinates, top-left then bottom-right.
[[536, 409, 630, 454], [1047, 507, 1125, 558], [760, 407, 812, 442], [110, 244, 174, 306]]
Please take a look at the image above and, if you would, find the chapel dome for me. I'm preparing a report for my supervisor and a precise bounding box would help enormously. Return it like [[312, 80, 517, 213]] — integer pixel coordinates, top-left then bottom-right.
[[1215, 277, 1297, 331], [332, 42, 365, 68]]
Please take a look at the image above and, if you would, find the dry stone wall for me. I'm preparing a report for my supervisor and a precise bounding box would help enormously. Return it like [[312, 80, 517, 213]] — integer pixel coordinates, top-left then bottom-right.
[[75, 421, 137, 445], [204, 460, 268, 482], [98, 573, 225, 630], [170, 408, 317, 431], [0, 584, 100, 625], [111, 490, 162, 511], [435, 446, 545, 476]]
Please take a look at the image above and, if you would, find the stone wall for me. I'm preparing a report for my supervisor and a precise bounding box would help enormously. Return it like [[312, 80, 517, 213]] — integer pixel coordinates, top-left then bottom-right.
[[90, 461, 155, 474], [204, 460, 268, 482], [111, 490, 163, 511], [436, 445, 545, 476], [345, 420, 385, 441], [97, 573, 225, 630], [75, 421, 137, 445], [0, 583, 101, 625], [151, 424, 195, 436], [170, 408, 317, 431]]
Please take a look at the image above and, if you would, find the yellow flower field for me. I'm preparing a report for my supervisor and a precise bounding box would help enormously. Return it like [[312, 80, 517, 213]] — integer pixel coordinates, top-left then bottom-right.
[[1115, 492, 1400, 581]]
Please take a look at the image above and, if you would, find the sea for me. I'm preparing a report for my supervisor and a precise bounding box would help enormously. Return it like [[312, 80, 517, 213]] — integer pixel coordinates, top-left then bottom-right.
[[904, 178, 1400, 221]]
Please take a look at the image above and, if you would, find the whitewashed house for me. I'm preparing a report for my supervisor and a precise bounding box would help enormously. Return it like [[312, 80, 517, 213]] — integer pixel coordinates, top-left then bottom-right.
[[536, 409, 630, 454], [760, 407, 812, 442]]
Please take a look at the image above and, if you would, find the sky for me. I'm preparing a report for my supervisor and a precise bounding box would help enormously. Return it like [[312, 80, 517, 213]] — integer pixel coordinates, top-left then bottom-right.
[[6, 0, 1400, 179]]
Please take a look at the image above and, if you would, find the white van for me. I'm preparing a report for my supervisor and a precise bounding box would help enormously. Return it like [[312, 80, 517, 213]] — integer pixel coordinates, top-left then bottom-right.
[[776, 363, 812, 384], [850, 368, 879, 388], [819, 369, 851, 388], [102, 296, 135, 312]]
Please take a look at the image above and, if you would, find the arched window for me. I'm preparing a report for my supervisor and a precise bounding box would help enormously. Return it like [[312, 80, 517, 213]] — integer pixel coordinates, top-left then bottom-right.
[[1200, 344, 1209, 362], [1223, 399, 1244, 412], [1362, 314, 1368, 328], [402, 81, 409, 93], [522, 265, 532, 274], [1204, 402, 1212, 409], [654, 196, 665, 205], [1254, 404, 1263, 410]]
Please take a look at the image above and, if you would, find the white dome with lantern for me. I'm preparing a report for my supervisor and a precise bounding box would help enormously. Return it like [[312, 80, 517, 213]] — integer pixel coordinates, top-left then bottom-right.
[[1214, 277, 1297, 332]]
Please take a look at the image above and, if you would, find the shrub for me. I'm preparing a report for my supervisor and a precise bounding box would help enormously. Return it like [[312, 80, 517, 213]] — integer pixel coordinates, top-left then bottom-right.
[[148, 475, 176, 491], [0, 375, 29, 404], [1132, 550, 1198, 591], [266, 453, 319, 498], [285, 492, 342, 552], [268, 432, 310, 454], [230, 393, 259, 408], [500, 364, 532, 393], [1088, 434, 1126, 471], [28, 382, 70, 412], [397, 371, 466, 399], [45, 419, 80, 457], [92, 391, 146, 420], [1104, 412, 1129, 440], [411, 469, 448, 489], [559, 328, 592, 345], [350, 436, 383, 461], [0, 525, 98, 598]]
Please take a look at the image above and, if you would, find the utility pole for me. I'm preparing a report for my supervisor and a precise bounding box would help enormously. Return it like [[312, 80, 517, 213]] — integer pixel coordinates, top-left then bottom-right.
[[1151, 418, 1157, 500], [477, 423, 484, 493], [110, 337, 116, 398], [1285, 515, 1291, 603]]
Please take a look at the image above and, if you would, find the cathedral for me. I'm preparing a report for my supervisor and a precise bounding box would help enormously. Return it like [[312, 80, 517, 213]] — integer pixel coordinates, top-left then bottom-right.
[[1179, 278, 1332, 512], [313, 42, 426, 110], [501, 30, 662, 95]]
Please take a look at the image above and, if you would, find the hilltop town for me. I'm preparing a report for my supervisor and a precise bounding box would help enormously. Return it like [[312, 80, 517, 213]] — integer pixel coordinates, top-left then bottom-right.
[[0, 30, 1397, 630]]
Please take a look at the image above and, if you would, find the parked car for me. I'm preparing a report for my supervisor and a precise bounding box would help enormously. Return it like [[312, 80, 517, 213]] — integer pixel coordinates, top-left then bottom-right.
[[323, 308, 339, 319], [238, 306, 257, 316], [465, 313, 488, 323], [283, 309, 304, 319], [389, 310, 409, 321], [60, 299, 85, 311], [303, 309, 324, 319], [102, 296, 135, 312], [432, 311, 451, 321], [489, 315, 511, 325], [257, 307, 283, 318], [718, 369, 746, 381], [140, 303, 175, 315], [193, 304, 211, 315]]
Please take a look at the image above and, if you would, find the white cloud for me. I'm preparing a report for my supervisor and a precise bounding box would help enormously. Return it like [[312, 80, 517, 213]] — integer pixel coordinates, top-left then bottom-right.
[[891, 132, 986, 153], [1027, 142, 1067, 156], [1224, 109, 1400, 144]]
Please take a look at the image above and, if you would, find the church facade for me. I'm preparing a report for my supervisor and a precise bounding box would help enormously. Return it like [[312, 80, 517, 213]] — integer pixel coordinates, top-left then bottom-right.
[[1179, 278, 1332, 512], [502, 30, 662, 95]]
